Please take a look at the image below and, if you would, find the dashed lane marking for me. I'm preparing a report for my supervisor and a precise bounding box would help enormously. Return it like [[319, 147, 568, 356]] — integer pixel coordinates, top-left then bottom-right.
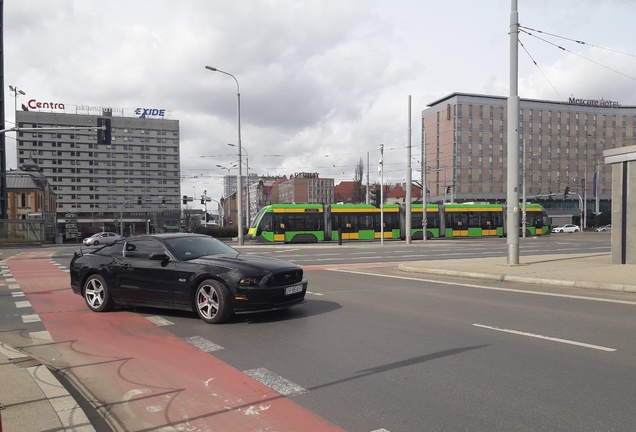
[[243, 368, 308, 397], [185, 336, 224, 352], [22, 314, 41, 323], [15, 300, 32, 308], [145, 316, 174, 326]]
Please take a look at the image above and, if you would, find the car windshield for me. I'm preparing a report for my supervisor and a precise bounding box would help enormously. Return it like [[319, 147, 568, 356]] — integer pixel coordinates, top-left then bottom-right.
[[164, 236, 238, 261]]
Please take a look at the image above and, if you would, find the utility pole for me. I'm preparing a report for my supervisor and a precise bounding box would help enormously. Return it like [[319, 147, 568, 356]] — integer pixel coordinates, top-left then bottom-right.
[[506, 0, 521, 265], [406, 95, 412, 244], [378, 144, 384, 245], [422, 130, 427, 242]]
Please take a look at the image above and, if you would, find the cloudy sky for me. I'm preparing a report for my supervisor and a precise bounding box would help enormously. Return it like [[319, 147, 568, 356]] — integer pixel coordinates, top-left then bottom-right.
[[5, 0, 636, 208]]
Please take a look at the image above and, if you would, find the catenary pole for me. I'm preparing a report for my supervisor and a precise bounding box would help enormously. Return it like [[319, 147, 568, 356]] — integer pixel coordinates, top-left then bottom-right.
[[406, 95, 412, 244], [506, 0, 520, 264]]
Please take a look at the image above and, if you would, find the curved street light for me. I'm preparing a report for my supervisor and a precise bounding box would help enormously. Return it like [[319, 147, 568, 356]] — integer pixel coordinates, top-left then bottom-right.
[[206, 66, 244, 244]]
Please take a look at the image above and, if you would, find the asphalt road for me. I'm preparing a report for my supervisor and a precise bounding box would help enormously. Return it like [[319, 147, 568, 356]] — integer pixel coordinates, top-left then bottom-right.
[[5, 232, 636, 431]]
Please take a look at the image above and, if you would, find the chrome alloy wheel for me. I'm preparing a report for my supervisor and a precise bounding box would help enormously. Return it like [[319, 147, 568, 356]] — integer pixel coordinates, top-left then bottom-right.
[[197, 284, 220, 320], [85, 278, 105, 308]]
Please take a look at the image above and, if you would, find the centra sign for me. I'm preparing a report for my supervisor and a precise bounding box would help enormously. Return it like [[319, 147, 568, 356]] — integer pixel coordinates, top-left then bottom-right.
[[568, 97, 620, 108]]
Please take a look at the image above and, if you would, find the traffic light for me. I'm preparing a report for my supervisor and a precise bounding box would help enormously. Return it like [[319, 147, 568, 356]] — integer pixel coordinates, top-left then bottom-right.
[[446, 186, 451, 194], [369, 189, 380, 208], [137, 196, 142, 205], [182, 195, 188, 205], [201, 197, 205, 204], [97, 118, 112, 144], [161, 197, 166, 205], [564, 186, 570, 199]]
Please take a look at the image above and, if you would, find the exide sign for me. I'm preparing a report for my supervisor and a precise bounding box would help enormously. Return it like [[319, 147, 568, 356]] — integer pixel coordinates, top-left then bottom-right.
[[135, 107, 166, 117], [28, 99, 65, 110]]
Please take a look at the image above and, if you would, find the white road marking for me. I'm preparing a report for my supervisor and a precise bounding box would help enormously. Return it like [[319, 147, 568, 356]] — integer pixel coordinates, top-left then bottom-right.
[[185, 336, 223, 352], [22, 314, 41, 323], [8, 284, 20, 290], [11, 292, 25, 297], [330, 269, 636, 305], [0, 342, 28, 359], [244, 368, 308, 397], [371, 429, 391, 432], [306, 291, 324, 296], [30, 331, 53, 341], [15, 300, 31, 308], [145, 316, 174, 326], [473, 324, 616, 352]]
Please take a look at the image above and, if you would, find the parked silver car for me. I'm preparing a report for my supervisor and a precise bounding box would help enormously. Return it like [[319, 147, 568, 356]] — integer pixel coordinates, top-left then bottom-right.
[[83, 232, 122, 246], [595, 224, 611, 232]]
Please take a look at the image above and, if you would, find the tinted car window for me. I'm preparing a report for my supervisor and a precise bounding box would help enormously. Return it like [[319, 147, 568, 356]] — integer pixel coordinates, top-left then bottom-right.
[[125, 239, 167, 259], [96, 242, 124, 257], [164, 236, 237, 261]]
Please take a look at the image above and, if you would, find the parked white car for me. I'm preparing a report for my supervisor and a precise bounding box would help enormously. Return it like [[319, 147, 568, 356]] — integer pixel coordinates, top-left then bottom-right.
[[595, 224, 611, 232], [83, 232, 122, 246], [551, 224, 580, 233]]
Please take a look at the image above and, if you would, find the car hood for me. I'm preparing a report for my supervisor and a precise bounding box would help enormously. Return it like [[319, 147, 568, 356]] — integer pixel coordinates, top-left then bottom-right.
[[190, 253, 299, 273]]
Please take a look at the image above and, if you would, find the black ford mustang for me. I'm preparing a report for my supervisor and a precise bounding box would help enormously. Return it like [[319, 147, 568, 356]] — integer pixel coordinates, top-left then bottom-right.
[[70, 233, 307, 323]]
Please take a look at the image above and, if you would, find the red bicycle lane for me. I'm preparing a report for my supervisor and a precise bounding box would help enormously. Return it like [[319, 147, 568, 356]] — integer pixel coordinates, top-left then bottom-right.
[[8, 251, 344, 432]]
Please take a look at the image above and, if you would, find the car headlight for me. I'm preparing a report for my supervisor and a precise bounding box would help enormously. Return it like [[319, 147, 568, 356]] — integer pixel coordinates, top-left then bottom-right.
[[239, 276, 263, 286]]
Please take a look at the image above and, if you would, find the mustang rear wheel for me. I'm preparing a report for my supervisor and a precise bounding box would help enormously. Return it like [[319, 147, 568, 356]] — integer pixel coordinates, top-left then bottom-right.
[[195, 279, 232, 324], [83, 274, 114, 312]]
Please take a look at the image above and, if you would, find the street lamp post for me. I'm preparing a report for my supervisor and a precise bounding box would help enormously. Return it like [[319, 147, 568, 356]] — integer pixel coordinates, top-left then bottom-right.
[[206, 66, 244, 244], [229, 143, 250, 226], [8, 85, 25, 119]]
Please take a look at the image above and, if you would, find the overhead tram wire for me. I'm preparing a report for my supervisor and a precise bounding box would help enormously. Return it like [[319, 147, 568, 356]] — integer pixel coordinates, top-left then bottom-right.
[[519, 25, 636, 59], [519, 28, 636, 83]]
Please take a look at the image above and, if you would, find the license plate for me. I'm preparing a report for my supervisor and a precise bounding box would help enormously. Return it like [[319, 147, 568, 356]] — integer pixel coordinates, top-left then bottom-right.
[[284, 285, 303, 295]]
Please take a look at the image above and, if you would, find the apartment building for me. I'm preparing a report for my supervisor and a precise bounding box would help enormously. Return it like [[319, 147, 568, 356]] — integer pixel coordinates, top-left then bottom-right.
[[16, 106, 180, 234]]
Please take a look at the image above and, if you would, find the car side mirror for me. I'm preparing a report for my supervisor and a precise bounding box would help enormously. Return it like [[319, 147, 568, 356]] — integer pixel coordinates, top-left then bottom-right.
[[149, 253, 169, 261]]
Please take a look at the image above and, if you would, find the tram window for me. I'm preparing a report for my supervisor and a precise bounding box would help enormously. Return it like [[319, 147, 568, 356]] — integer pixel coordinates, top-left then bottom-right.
[[426, 213, 439, 228], [260, 213, 273, 232], [492, 211, 503, 227], [359, 214, 374, 230], [385, 213, 400, 230], [412, 214, 423, 227], [468, 212, 481, 228], [447, 212, 467, 229], [287, 215, 304, 231], [274, 214, 285, 233]]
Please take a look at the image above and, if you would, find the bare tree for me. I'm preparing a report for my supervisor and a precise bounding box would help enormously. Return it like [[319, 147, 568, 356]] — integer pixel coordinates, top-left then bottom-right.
[[353, 158, 365, 203]]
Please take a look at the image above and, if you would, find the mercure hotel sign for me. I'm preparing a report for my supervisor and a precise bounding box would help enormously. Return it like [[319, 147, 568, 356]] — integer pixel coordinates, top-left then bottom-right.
[[568, 97, 620, 108]]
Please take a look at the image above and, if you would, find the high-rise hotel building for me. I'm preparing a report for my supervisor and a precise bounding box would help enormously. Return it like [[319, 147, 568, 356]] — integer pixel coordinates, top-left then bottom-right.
[[422, 92, 636, 215], [16, 104, 181, 233]]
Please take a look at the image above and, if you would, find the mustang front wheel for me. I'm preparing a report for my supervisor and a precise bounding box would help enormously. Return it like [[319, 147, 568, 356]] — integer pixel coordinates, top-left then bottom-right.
[[83, 274, 114, 312], [195, 279, 232, 324]]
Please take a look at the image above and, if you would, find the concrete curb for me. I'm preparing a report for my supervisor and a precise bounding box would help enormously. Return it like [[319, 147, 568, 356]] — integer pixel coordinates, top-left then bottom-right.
[[0, 342, 97, 432], [397, 264, 636, 293]]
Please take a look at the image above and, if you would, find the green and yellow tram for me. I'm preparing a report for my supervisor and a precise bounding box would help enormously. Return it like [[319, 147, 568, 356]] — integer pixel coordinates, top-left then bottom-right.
[[246, 202, 551, 244]]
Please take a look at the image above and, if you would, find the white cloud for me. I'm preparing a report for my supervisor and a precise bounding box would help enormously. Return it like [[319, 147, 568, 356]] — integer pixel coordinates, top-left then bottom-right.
[[5, 0, 636, 205]]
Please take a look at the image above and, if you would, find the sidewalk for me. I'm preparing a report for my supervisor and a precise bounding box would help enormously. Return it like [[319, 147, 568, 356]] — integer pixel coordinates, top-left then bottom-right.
[[398, 252, 636, 293], [0, 342, 97, 432]]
